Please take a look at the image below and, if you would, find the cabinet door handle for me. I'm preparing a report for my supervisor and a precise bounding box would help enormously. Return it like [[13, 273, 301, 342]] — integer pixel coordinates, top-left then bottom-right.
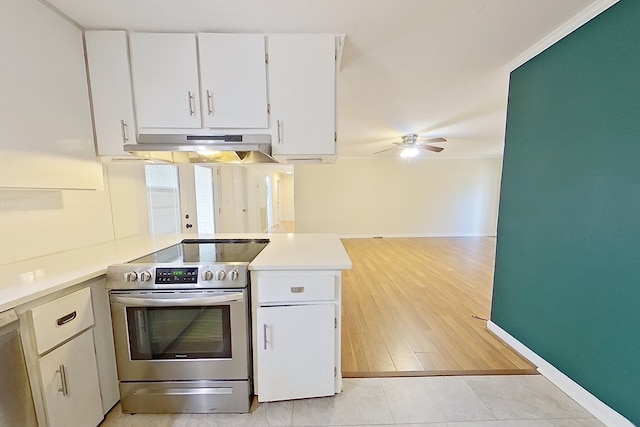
[[263, 324, 269, 350], [188, 91, 196, 116], [120, 119, 129, 143], [277, 120, 283, 144], [56, 311, 77, 326], [206, 90, 214, 116], [56, 364, 69, 396]]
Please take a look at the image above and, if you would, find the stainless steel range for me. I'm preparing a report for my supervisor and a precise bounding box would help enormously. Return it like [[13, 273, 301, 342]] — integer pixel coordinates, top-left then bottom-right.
[[106, 238, 268, 414]]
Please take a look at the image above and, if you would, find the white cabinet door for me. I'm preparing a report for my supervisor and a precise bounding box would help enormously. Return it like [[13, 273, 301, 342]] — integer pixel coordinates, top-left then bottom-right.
[[38, 330, 103, 427], [257, 304, 335, 402], [268, 34, 336, 156], [0, 0, 101, 190], [199, 34, 268, 129], [130, 33, 201, 129], [85, 31, 137, 156], [89, 278, 119, 414]]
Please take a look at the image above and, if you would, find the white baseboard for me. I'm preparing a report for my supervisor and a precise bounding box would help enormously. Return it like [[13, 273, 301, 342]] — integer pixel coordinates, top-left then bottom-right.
[[487, 321, 633, 427]]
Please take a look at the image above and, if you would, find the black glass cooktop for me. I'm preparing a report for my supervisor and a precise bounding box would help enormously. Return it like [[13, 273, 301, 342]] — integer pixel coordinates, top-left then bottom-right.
[[131, 239, 269, 264]]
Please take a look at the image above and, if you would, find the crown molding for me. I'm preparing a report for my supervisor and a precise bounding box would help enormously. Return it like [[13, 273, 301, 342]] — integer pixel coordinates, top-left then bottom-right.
[[504, 0, 619, 72]]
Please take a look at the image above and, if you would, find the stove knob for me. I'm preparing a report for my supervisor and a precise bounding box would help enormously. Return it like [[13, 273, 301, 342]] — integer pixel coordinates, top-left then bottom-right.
[[229, 269, 239, 281], [215, 270, 226, 281], [124, 272, 138, 282], [140, 271, 152, 282], [202, 270, 214, 281]]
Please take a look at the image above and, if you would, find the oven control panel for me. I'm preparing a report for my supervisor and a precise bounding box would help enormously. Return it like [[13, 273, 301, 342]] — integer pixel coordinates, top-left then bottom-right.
[[155, 267, 199, 284], [106, 264, 249, 290]]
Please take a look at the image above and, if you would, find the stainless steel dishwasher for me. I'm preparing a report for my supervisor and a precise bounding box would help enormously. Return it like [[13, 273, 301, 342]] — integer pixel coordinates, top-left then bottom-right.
[[0, 309, 38, 427]]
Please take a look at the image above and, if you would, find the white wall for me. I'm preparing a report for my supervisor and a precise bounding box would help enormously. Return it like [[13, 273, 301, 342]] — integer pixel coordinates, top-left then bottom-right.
[[0, 164, 149, 265], [279, 174, 295, 222], [294, 157, 502, 236], [107, 164, 150, 238]]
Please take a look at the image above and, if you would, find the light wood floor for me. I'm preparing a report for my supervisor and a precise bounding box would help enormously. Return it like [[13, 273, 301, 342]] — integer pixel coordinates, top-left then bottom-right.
[[340, 237, 536, 377], [268, 221, 295, 233]]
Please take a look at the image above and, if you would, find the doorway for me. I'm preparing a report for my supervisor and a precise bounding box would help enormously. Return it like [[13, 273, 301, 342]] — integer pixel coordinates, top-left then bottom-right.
[[144, 164, 221, 235]]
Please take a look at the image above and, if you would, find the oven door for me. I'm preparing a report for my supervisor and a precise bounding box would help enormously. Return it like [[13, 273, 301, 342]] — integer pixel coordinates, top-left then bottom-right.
[[109, 289, 249, 381]]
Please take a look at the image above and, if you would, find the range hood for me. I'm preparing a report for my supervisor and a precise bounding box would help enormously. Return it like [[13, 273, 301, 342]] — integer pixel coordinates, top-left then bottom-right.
[[124, 134, 278, 164]]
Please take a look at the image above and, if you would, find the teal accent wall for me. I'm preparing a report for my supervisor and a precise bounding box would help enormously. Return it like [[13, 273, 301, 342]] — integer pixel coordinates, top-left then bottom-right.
[[491, 1, 640, 424]]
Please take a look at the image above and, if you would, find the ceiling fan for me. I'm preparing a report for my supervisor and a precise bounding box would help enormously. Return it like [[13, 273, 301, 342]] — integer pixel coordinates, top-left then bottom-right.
[[374, 133, 446, 158]]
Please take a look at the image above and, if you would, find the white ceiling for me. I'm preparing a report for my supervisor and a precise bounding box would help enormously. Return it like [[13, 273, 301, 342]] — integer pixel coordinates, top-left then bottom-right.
[[45, 0, 601, 159]]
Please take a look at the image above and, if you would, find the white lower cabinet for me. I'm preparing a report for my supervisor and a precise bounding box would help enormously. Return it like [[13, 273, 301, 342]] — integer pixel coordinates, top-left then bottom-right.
[[251, 270, 343, 402], [38, 330, 103, 427], [16, 280, 116, 427], [256, 304, 335, 402]]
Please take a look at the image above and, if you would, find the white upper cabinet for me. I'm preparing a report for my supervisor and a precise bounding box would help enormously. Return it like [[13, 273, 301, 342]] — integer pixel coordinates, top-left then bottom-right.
[[267, 34, 337, 158], [85, 31, 137, 157], [199, 34, 268, 129], [0, 0, 102, 190], [130, 33, 201, 129]]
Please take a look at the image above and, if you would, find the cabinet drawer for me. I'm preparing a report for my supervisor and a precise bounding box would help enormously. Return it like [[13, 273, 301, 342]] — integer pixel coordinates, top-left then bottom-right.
[[30, 287, 94, 355], [258, 275, 335, 303]]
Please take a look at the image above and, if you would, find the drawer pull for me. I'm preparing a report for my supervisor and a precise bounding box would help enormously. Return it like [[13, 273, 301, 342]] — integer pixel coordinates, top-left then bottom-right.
[[263, 324, 269, 350], [277, 119, 283, 144], [56, 311, 77, 326], [188, 91, 196, 116], [207, 90, 214, 115], [290, 286, 305, 294], [56, 364, 69, 396]]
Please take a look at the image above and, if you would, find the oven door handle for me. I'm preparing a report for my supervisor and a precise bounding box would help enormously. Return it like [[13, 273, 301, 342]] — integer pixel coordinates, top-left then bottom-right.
[[110, 293, 244, 307]]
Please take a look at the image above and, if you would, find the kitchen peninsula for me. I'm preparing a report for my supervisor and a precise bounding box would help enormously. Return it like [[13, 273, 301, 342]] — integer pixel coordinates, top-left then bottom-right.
[[0, 233, 351, 312], [0, 233, 351, 426]]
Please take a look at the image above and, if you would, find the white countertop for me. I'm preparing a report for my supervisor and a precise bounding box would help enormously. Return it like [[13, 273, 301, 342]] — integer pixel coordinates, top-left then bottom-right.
[[250, 233, 352, 271], [0, 233, 351, 312]]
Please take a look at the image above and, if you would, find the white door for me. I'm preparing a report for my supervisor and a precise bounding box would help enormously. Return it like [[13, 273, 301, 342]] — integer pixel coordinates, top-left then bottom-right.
[[38, 330, 103, 427], [145, 164, 219, 235], [268, 34, 336, 156], [265, 175, 274, 230], [257, 304, 335, 402], [276, 178, 281, 224], [232, 166, 248, 233], [199, 33, 268, 128], [177, 165, 198, 234], [130, 33, 200, 129]]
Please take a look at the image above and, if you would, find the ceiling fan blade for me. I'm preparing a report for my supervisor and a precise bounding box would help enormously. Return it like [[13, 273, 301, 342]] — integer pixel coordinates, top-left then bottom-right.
[[417, 137, 447, 143], [373, 147, 398, 155], [419, 145, 444, 153]]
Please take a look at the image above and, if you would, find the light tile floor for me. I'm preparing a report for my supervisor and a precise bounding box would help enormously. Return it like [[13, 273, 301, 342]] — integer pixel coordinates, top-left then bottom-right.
[[99, 375, 605, 427]]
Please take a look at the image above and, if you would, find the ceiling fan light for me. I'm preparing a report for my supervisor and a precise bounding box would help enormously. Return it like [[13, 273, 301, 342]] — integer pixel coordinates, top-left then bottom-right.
[[400, 147, 419, 158]]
